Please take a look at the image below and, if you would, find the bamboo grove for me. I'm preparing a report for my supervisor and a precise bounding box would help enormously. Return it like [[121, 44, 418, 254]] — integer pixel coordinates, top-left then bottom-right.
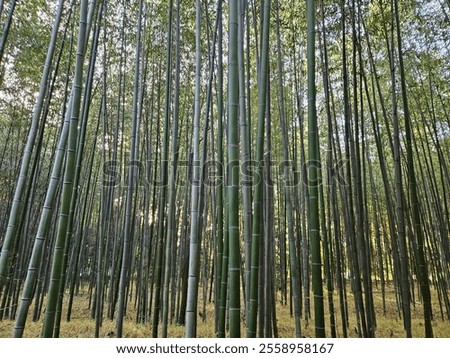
[[0, 0, 449, 338]]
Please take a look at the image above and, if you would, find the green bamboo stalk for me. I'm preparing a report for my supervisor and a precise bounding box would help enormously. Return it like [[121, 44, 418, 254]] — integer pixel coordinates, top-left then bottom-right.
[[237, 0, 252, 324], [307, 0, 325, 338], [214, 0, 223, 337], [394, 0, 433, 337], [116, 0, 144, 338], [387, 0, 412, 337], [162, 0, 180, 338], [275, 0, 301, 337], [55, 2, 104, 337], [154, 0, 174, 338], [41, 0, 88, 337], [227, 0, 240, 339], [13, 98, 72, 338], [0, 0, 16, 66], [248, 0, 271, 338], [0, 0, 65, 292], [185, 0, 202, 338]]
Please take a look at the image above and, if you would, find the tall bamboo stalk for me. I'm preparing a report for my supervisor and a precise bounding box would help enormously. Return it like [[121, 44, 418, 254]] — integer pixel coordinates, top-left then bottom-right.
[[307, 0, 325, 338], [41, 0, 88, 337], [0, 0, 65, 293], [185, 0, 202, 338], [116, 0, 143, 338], [248, 0, 271, 338]]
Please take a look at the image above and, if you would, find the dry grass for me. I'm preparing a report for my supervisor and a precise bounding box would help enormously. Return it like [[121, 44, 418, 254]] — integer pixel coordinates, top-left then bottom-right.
[[1, 285, 449, 338]]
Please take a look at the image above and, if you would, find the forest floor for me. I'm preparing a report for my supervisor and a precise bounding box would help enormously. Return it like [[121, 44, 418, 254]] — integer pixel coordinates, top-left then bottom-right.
[[1, 284, 449, 338]]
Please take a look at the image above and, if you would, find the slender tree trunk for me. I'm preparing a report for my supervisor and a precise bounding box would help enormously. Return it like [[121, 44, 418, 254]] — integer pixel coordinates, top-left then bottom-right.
[[0, 0, 17, 67], [387, 0, 412, 337], [41, 0, 88, 337], [275, 0, 301, 337], [162, 0, 181, 338], [248, 0, 271, 338], [226, 0, 241, 338], [307, 0, 325, 338], [116, 0, 143, 338], [185, 0, 202, 338], [394, 0, 433, 337], [0, 0, 65, 292]]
